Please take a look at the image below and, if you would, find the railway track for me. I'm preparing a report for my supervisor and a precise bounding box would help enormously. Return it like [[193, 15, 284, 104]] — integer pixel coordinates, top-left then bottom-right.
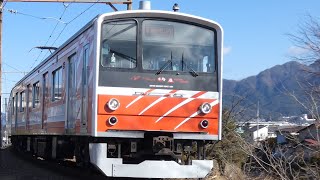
[[0, 146, 111, 180], [0, 146, 162, 180]]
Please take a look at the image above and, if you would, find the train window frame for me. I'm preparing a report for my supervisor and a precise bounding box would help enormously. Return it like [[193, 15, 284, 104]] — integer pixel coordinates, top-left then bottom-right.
[[52, 67, 63, 101], [19, 91, 25, 112], [100, 19, 138, 70], [15, 93, 18, 114], [32, 81, 40, 108], [83, 44, 89, 86], [12, 97, 15, 115], [141, 19, 217, 76], [27, 84, 31, 109]]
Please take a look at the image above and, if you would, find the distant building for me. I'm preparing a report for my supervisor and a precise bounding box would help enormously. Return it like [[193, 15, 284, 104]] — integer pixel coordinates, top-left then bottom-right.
[[246, 125, 269, 142], [276, 126, 305, 144], [279, 114, 316, 125], [298, 122, 320, 144], [238, 121, 297, 128], [267, 126, 279, 138], [301, 114, 316, 122], [239, 120, 301, 143], [238, 115, 318, 144]]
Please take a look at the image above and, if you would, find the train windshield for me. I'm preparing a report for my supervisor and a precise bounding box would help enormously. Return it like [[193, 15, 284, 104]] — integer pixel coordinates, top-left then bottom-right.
[[142, 20, 215, 74], [99, 19, 218, 91], [100, 20, 137, 68]]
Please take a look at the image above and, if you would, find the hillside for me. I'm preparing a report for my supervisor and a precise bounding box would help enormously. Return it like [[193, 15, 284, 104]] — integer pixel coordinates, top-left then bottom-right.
[[223, 60, 320, 121]]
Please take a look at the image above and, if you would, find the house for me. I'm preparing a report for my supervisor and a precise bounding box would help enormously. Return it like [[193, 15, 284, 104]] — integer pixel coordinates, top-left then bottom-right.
[[246, 125, 269, 142], [275, 126, 304, 144], [298, 122, 320, 145]]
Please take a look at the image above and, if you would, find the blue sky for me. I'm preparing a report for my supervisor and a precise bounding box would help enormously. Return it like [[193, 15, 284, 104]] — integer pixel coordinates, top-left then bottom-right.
[[2, 0, 320, 102]]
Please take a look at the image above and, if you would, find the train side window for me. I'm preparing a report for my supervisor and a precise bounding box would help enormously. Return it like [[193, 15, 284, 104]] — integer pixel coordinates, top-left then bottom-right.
[[15, 93, 18, 113], [19, 91, 25, 112], [32, 82, 40, 108], [27, 84, 31, 109], [52, 67, 63, 101], [83, 44, 89, 85], [12, 97, 15, 115]]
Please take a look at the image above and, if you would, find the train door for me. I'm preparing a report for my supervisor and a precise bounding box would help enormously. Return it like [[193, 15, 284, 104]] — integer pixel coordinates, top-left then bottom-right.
[[66, 54, 77, 133], [42, 73, 48, 131], [81, 45, 89, 133]]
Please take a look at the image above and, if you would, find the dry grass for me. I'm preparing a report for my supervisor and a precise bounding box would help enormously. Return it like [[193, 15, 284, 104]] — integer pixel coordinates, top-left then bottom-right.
[[168, 161, 247, 180], [206, 162, 245, 180]]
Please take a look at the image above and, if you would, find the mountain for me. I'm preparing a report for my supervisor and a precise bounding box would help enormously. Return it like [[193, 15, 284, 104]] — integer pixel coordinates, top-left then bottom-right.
[[223, 60, 320, 121]]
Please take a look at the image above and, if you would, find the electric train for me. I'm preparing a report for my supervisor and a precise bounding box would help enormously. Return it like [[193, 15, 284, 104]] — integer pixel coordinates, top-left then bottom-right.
[[7, 6, 223, 179]]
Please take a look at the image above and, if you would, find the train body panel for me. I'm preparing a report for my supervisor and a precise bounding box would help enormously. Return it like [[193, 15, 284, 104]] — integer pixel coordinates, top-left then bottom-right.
[[96, 87, 220, 136], [7, 10, 223, 178], [9, 22, 96, 136]]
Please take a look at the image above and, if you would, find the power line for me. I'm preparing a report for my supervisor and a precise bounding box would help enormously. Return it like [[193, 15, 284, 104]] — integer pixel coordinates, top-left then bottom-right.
[[2, 7, 67, 23], [5, 1, 102, 70], [1, 78, 18, 83], [39, 1, 100, 64], [66, 0, 100, 24], [3, 61, 26, 73], [2, 5, 70, 70], [50, 0, 101, 47], [30, 2, 71, 70]]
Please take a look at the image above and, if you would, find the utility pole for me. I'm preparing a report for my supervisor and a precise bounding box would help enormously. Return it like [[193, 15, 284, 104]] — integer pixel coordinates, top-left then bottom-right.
[[0, 0, 3, 148], [256, 101, 260, 141]]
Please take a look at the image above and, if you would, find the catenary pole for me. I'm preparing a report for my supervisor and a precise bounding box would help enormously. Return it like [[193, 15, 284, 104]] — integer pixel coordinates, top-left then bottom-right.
[[0, 0, 3, 148]]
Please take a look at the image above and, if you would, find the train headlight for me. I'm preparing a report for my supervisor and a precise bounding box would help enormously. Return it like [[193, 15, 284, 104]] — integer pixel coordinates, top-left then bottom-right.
[[200, 119, 209, 129], [108, 116, 118, 126], [108, 98, 120, 111], [199, 102, 212, 114]]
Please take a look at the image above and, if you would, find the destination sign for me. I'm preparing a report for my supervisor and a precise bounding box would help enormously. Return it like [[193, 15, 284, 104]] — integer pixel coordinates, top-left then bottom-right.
[[144, 24, 174, 39]]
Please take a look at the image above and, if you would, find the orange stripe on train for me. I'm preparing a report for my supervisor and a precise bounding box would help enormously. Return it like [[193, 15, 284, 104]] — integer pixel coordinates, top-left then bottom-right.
[[97, 115, 219, 135], [97, 94, 219, 118]]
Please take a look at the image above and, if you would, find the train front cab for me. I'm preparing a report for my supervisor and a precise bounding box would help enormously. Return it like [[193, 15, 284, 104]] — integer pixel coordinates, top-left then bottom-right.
[[90, 11, 223, 179]]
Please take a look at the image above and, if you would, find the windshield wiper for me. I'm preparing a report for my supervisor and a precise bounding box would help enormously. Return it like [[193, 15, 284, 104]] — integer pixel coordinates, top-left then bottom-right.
[[182, 53, 199, 77], [155, 51, 173, 75]]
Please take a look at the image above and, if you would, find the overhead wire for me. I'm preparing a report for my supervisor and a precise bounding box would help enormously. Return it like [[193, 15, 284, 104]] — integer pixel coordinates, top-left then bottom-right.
[[2, 0, 107, 104], [1, 78, 19, 83], [2, 7, 67, 23], [66, 0, 100, 24], [3, 61, 26, 74], [31, 2, 71, 70], [49, 0, 101, 47], [4, 0, 102, 70], [37, 0, 101, 67], [2, 61, 28, 96], [1, 5, 69, 70]]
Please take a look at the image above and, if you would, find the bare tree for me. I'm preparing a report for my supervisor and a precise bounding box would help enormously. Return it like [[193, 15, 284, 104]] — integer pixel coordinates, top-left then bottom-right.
[[288, 15, 320, 66], [205, 16, 320, 179], [238, 13, 320, 180], [286, 13, 320, 121]]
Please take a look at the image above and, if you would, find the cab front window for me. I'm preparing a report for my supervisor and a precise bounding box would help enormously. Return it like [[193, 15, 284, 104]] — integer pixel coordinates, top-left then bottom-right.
[[101, 20, 137, 69], [142, 20, 216, 74]]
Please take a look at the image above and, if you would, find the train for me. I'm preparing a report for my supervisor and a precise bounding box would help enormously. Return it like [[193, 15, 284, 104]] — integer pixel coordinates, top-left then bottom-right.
[[7, 3, 223, 179]]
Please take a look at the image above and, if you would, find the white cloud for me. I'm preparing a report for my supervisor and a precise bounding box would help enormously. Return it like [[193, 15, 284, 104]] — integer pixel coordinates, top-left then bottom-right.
[[287, 46, 308, 56], [223, 46, 232, 55]]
